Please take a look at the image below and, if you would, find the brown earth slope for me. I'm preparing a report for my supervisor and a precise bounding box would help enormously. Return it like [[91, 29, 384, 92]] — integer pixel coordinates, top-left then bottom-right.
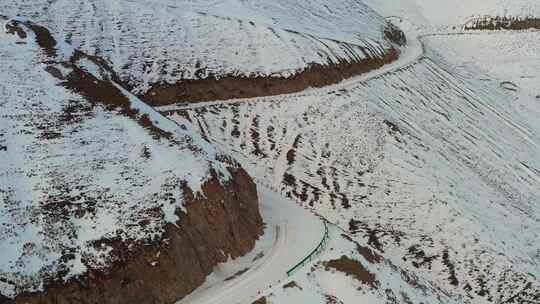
[[10, 169, 262, 304], [140, 47, 400, 106], [140, 25, 405, 106]]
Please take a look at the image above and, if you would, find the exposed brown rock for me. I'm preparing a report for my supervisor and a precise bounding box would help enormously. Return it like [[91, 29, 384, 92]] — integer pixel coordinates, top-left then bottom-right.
[[323, 256, 378, 288], [24, 22, 57, 57], [404, 244, 439, 270], [442, 249, 459, 286], [340, 233, 383, 264], [139, 48, 399, 106], [252, 296, 267, 304], [5, 22, 27, 39], [140, 24, 405, 106], [11, 168, 263, 304], [357, 245, 383, 264], [384, 23, 407, 46]]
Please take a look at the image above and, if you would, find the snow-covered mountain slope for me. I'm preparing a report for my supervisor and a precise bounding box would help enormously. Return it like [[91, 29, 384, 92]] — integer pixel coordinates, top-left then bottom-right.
[[363, 0, 540, 30], [0, 0, 400, 103], [0, 18, 261, 301], [163, 31, 540, 302], [426, 30, 540, 96], [3, 1, 540, 303]]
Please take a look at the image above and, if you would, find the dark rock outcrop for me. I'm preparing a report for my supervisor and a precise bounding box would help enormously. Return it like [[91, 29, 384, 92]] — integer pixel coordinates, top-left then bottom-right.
[[384, 23, 407, 46]]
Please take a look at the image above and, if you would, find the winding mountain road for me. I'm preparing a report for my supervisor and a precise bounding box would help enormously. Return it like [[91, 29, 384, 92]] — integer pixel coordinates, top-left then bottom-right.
[[173, 22, 425, 304], [173, 22, 534, 304], [176, 187, 325, 304]]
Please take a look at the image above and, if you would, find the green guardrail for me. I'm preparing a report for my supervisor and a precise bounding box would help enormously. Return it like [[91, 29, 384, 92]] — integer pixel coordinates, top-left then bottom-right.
[[286, 219, 329, 276]]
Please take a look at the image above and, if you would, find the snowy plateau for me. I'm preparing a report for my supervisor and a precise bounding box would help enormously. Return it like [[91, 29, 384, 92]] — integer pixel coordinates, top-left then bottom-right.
[[1, 0, 540, 304]]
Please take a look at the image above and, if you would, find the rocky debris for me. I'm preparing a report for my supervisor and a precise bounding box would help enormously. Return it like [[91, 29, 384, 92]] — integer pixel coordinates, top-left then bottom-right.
[[138, 20, 404, 106]]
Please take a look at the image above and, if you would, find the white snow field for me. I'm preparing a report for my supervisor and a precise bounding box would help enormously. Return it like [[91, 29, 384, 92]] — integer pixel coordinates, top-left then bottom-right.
[[0, 0, 396, 97], [425, 30, 540, 96], [363, 0, 540, 30], [163, 27, 540, 303], [0, 19, 235, 298]]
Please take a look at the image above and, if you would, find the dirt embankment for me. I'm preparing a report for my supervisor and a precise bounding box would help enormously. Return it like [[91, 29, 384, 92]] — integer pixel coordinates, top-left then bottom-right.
[[140, 49, 398, 106], [4, 20, 264, 304], [140, 25, 405, 106], [12, 169, 263, 304], [464, 16, 540, 30]]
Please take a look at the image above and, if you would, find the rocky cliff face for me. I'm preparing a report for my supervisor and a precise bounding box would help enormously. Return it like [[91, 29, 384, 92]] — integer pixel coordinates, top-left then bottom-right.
[[1, 19, 263, 304], [10, 169, 262, 304]]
